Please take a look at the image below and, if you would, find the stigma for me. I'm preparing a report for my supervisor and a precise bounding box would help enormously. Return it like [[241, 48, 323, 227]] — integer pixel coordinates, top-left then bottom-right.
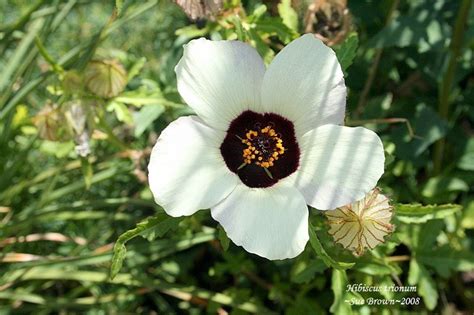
[[241, 125, 286, 168]]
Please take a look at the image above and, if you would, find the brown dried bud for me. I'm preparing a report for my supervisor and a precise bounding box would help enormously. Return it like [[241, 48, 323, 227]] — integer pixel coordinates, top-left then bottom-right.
[[304, 0, 352, 46]]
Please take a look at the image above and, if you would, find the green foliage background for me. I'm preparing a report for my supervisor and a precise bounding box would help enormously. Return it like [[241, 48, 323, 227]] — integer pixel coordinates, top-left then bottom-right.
[[0, 0, 473, 313]]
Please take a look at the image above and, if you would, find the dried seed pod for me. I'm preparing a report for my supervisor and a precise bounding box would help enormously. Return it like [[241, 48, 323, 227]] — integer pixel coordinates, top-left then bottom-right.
[[64, 101, 92, 157], [175, 0, 223, 21], [84, 59, 127, 98], [325, 188, 394, 256], [304, 0, 352, 46], [33, 102, 71, 141]]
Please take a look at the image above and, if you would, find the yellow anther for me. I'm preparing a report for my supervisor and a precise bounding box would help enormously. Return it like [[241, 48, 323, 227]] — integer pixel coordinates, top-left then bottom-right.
[[240, 125, 286, 170]]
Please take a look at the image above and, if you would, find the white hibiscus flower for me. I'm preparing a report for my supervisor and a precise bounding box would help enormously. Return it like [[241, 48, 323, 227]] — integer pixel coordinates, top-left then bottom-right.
[[148, 34, 385, 260]]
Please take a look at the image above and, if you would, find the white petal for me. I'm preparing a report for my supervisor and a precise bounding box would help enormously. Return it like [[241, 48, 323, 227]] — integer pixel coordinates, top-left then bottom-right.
[[148, 116, 239, 217], [288, 125, 385, 210], [175, 38, 266, 131], [261, 34, 345, 137], [211, 184, 309, 260]]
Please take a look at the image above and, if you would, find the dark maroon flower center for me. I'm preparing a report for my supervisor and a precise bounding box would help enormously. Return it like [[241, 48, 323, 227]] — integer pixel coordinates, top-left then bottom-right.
[[220, 110, 300, 188]]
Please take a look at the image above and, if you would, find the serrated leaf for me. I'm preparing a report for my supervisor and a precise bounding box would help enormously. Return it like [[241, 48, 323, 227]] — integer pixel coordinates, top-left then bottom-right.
[[291, 260, 327, 284], [110, 244, 126, 280], [110, 213, 180, 279], [139, 214, 181, 241], [395, 203, 461, 223], [309, 224, 354, 270], [334, 33, 358, 73], [278, 0, 298, 33]]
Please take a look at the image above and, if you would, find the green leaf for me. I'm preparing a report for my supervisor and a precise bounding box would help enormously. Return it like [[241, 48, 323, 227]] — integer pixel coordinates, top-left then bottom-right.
[[110, 244, 127, 280], [422, 176, 469, 198], [330, 269, 352, 314], [308, 224, 355, 270], [291, 259, 327, 284], [457, 138, 474, 170], [461, 200, 474, 229], [127, 57, 146, 81], [248, 29, 275, 64], [107, 101, 133, 124], [139, 214, 181, 241], [80, 157, 93, 190], [458, 152, 474, 170], [395, 203, 461, 223], [133, 104, 165, 137], [369, 15, 432, 49], [217, 225, 230, 251], [256, 17, 296, 44], [229, 15, 247, 41], [334, 33, 359, 73], [416, 219, 444, 249], [248, 4, 267, 23], [110, 213, 180, 279], [392, 104, 448, 160], [278, 0, 298, 33], [417, 246, 474, 278], [354, 261, 394, 276], [408, 259, 438, 310]]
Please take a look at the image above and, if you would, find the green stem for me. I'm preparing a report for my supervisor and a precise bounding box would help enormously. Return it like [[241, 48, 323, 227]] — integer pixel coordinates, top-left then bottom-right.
[[433, 0, 472, 174], [35, 36, 63, 74], [97, 113, 129, 151]]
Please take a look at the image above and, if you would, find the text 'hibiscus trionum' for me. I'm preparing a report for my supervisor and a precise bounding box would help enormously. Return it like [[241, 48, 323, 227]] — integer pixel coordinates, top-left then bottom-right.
[[148, 34, 385, 260]]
